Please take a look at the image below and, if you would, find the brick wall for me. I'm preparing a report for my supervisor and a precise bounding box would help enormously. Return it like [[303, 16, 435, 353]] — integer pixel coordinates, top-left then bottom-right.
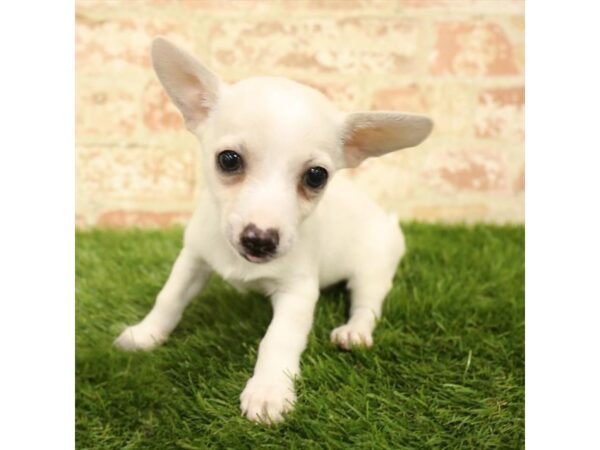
[[75, 0, 524, 228]]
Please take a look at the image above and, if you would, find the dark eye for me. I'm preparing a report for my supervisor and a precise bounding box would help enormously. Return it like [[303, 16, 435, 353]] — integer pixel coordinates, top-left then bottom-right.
[[217, 150, 243, 173], [303, 166, 328, 190]]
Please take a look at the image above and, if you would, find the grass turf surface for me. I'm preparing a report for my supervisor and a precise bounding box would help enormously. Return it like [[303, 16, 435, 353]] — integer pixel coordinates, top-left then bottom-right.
[[76, 224, 524, 449]]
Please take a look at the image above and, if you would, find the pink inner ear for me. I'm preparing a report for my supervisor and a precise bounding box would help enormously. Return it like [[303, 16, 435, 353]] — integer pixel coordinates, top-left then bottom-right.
[[343, 126, 397, 167], [172, 75, 214, 129], [349, 126, 394, 155], [341, 112, 433, 168], [343, 145, 364, 168]]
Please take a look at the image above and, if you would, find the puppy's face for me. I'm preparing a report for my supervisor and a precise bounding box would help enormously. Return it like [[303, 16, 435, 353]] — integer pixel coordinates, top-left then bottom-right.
[[151, 38, 433, 263], [200, 78, 344, 263]]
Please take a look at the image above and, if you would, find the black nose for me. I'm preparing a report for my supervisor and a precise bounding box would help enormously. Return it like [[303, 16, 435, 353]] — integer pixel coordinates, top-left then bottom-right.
[[240, 224, 279, 257]]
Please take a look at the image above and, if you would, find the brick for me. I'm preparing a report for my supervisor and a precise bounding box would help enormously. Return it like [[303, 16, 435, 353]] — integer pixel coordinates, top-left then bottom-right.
[[281, 0, 395, 11], [372, 84, 427, 113], [76, 70, 194, 145], [412, 204, 490, 222], [475, 86, 524, 140], [75, 214, 87, 229], [142, 79, 184, 131], [177, 0, 279, 12], [78, 146, 195, 202], [399, 0, 524, 15], [209, 18, 421, 75], [372, 83, 476, 138], [96, 210, 191, 228], [423, 148, 509, 193], [76, 72, 141, 141], [76, 14, 190, 71], [513, 164, 525, 193], [293, 78, 361, 111], [400, 0, 471, 8], [221, 74, 361, 111], [431, 21, 521, 76], [339, 156, 416, 201]]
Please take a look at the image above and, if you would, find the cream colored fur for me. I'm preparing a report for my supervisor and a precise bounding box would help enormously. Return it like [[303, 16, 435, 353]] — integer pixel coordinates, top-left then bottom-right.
[[114, 37, 433, 424]]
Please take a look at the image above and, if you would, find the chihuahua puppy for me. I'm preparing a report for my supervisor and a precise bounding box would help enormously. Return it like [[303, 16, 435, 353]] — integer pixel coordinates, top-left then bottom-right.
[[114, 37, 432, 424]]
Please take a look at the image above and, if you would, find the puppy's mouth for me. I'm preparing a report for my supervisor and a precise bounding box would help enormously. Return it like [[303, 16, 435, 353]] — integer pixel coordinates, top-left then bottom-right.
[[240, 250, 276, 264]]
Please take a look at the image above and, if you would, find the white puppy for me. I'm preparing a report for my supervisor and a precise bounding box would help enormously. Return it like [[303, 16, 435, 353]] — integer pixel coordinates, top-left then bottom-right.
[[114, 37, 433, 424]]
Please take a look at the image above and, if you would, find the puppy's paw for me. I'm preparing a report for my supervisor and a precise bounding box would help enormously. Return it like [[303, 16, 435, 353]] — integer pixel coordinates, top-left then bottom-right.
[[113, 323, 167, 351], [330, 323, 373, 350], [240, 376, 296, 424]]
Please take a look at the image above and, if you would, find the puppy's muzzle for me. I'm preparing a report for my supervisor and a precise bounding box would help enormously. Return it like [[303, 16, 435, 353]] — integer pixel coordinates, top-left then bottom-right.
[[240, 224, 279, 263]]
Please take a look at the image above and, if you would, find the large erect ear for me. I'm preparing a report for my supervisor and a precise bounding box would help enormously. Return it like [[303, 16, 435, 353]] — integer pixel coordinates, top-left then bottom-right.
[[340, 112, 433, 167], [151, 37, 221, 131]]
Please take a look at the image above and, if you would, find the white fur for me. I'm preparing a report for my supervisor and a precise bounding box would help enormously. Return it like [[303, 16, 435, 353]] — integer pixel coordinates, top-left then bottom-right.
[[114, 38, 433, 424]]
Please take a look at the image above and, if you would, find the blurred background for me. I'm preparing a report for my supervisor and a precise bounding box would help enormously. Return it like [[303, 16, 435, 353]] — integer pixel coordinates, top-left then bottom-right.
[[75, 0, 524, 228]]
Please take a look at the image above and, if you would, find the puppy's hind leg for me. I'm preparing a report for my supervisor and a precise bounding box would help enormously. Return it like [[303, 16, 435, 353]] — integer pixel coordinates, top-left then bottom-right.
[[331, 222, 404, 350], [114, 248, 211, 351], [330, 273, 393, 350]]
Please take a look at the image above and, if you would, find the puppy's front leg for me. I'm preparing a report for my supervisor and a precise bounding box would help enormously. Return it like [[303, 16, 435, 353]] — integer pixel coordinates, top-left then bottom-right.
[[241, 282, 318, 424], [114, 247, 210, 351]]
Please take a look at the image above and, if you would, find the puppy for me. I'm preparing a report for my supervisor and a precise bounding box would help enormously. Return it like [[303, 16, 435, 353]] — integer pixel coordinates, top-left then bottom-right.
[[114, 37, 433, 424]]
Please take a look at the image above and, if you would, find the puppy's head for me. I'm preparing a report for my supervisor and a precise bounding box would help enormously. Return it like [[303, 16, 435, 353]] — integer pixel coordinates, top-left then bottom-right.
[[151, 38, 433, 263]]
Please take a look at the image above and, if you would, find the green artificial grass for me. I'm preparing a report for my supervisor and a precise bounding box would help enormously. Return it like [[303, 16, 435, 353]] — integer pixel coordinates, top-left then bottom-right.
[[76, 223, 524, 449]]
